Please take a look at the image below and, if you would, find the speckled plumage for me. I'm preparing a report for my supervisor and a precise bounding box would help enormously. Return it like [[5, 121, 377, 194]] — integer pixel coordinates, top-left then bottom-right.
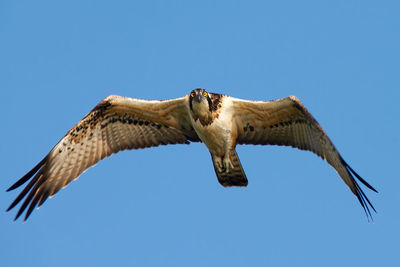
[[7, 89, 377, 221]]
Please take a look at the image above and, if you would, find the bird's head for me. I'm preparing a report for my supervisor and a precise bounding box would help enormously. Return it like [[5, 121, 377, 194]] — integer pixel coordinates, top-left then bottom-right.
[[188, 88, 216, 125], [189, 88, 212, 112]]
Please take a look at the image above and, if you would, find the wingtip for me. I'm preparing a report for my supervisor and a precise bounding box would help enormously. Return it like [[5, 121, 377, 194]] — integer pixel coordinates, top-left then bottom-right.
[[7, 156, 49, 221], [342, 158, 378, 193], [7, 183, 19, 192], [7, 156, 48, 193], [6, 199, 19, 213], [14, 210, 23, 221], [339, 157, 377, 221], [10, 206, 28, 221], [354, 179, 377, 222], [24, 212, 32, 221]]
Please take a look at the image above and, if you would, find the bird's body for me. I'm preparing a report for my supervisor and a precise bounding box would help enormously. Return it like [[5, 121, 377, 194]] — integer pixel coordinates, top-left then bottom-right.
[[190, 94, 236, 172], [7, 89, 377, 221], [191, 99, 230, 157]]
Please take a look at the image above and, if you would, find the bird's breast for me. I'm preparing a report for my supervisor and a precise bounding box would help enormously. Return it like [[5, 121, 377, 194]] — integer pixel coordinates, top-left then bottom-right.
[[191, 108, 234, 156]]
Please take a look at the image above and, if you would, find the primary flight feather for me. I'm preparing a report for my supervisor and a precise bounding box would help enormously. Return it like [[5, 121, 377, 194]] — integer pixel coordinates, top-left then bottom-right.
[[7, 89, 377, 221]]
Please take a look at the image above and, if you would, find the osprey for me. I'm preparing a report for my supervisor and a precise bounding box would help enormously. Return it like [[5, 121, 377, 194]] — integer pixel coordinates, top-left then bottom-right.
[[7, 89, 377, 220]]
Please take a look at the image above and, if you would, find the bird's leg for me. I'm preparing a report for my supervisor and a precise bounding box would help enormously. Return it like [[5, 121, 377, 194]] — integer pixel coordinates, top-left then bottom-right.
[[213, 155, 233, 173], [222, 154, 234, 173], [214, 157, 224, 172]]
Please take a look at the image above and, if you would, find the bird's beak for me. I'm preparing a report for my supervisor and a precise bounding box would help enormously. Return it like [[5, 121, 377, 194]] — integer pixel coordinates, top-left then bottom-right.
[[194, 94, 202, 103]]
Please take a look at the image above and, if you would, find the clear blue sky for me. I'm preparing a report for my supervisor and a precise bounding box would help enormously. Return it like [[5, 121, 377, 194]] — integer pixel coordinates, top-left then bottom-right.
[[1, 1, 399, 266]]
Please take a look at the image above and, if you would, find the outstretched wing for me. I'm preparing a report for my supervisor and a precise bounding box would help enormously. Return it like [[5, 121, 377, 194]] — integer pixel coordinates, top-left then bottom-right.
[[7, 94, 199, 220], [231, 95, 377, 220]]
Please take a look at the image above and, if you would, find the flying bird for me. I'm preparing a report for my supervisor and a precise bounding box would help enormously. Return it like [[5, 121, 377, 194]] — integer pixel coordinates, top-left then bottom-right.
[[7, 89, 377, 221]]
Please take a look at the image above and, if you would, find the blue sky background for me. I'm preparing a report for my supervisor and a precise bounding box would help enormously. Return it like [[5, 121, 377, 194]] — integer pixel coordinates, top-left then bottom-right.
[[1, 1, 399, 266]]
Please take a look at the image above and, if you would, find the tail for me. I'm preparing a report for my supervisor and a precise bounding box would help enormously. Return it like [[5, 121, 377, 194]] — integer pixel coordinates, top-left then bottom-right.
[[211, 150, 248, 187]]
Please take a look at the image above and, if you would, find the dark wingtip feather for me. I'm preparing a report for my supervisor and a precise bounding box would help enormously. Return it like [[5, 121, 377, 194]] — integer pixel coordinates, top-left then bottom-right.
[[7, 156, 49, 221], [353, 181, 376, 223], [345, 161, 378, 193], [12, 174, 49, 220], [7, 156, 47, 192], [6, 174, 41, 212], [341, 157, 377, 221], [24, 196, 40, 221]]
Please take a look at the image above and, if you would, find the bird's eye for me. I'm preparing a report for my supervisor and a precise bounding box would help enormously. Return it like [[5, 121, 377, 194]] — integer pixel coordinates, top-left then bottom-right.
[[190, 92, 195, 97], [203, 92, 208, 97]]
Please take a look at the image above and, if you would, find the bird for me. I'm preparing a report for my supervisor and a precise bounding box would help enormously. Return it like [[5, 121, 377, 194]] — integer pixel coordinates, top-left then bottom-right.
[[7, 88, 377, 221]]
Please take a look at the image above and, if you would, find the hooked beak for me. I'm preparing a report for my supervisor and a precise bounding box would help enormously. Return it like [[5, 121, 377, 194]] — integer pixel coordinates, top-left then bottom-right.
[[194, 94, 202, 103]]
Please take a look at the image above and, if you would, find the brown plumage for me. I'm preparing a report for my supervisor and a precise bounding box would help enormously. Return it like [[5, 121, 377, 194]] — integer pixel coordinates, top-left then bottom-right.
[[231, 96, 377, 218], [7, 89, 377, 221]]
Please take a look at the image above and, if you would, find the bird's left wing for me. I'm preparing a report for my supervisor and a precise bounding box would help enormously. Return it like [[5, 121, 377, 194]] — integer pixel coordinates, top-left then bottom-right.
[[231, 96, 377, 219], [7, 94, 198, 220]]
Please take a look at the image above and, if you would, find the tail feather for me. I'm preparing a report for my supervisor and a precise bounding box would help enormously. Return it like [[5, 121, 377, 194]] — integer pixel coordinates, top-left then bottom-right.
[[212, 150, 248, 187]]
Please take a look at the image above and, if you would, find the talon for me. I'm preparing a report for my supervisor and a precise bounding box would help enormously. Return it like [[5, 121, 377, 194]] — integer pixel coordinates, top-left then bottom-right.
[[213, 155, 234, 173], [223, 157, 234, 173], [214, 157, 224, 172]]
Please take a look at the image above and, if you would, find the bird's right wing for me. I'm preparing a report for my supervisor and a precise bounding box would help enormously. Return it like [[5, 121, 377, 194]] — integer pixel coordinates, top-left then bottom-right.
[[7, 94, 199, 220]]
